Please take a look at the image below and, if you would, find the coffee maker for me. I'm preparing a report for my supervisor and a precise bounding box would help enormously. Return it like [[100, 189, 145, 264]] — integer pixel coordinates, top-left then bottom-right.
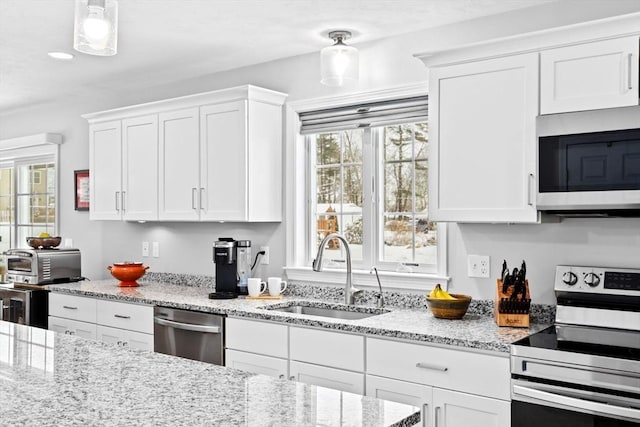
[[212, 238, 239, 298]]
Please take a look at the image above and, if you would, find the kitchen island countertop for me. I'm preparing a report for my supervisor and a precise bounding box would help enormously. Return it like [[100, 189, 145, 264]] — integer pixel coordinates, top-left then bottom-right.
[[0, 320, 419, 426], [48, 280, 548, 353]]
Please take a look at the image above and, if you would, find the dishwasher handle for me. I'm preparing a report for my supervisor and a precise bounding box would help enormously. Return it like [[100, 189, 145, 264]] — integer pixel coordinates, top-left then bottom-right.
[[154, 316, 221, 334]]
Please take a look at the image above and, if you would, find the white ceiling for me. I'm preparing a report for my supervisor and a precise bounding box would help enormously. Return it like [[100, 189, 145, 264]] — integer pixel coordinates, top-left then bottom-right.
[[0, 0, 553, 113]]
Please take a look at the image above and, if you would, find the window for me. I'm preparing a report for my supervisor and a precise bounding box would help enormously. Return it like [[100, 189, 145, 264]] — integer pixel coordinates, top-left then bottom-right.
[[0, 157, 56, 252], [0, 134, 60, 253], [309, 122, 436, 273], [285, 86, 447, 289]]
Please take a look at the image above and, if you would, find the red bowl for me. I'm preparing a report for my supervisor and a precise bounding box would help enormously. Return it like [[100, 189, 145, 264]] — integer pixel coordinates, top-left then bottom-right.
[[108, 262, 149, 287]]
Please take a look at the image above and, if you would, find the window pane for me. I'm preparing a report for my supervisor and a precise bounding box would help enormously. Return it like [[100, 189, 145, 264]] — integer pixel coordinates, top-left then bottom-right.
[[343, 166, 362, 206], [316, 133, 341, 165], [342, 214, 362, 262], [316, 167, 340, 204], [342, 130, 362, 163], [384, 124, 413, 162], [382, 214, 413, 263], [384, 162, 413, 212], [415, 160, 428, 212], [415, 122, 428, 161]]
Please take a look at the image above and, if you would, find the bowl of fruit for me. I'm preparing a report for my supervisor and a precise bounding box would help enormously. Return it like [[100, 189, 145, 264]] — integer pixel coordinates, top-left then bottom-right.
[[426, 284, 472, 319], [26, 233, 61, 249]]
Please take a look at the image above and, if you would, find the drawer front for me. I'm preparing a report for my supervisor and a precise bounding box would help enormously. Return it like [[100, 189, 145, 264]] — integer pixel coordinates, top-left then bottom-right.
[[226, 317, 288, 358], [49, 293, 97, 323], [48, 316, 97, 340], [96, 299, 153, 334], [290, 361, 364, 395], [96, 325, 154, 351], [225, 349, 288, 378], [290, 326, 364, 372], [367, 338, 510, 400]]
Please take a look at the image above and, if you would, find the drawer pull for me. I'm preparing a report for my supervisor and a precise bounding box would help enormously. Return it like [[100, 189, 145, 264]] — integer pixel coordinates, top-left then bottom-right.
[[416, 362, 448, 372], [62, 305, 78, 310], [114, 314, 131, 319]]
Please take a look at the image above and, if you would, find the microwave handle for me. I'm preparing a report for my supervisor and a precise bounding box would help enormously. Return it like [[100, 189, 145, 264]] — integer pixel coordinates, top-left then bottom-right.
[[527, 173, 534, 206], [627, 53, 633, 91]]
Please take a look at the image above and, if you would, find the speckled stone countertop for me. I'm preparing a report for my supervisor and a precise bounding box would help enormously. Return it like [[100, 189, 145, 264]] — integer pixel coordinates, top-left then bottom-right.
[[0, 321, 419, 426], [48, 279, 549, 354]]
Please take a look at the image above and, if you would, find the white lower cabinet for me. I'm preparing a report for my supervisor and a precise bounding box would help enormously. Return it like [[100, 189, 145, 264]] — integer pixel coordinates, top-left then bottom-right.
[[48, 316, 97, 340], [366, 337, 511, 427], [433, 388, 510, 427], [225, 349, 288, 378], [290, 360, 364, 395], [49, 292, 153, 350], [96, 325, 154, 351]]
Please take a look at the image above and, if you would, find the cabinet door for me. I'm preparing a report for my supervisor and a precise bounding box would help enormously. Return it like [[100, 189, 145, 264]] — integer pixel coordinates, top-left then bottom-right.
[[159, 108, 201, 221], [96, 325, 154, 351], [541, 37, 639, 114], [433, 388, 510, 427], [366, 375, 431, 426], [121, 115, 158, 221], [289, 360, 364, 395], [48, 316, 97, 340], [429, 53, 539, 223], [200, 100, 247, 221], [225, 349, 288, 378], [89, 120, 122, 220]]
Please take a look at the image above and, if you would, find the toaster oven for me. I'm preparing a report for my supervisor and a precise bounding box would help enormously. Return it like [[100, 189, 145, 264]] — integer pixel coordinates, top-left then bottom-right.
[[5, 248, 82, 285]]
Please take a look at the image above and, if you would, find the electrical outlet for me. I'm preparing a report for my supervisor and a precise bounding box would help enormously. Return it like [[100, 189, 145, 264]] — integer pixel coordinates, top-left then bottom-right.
[[260, 246, 269, 265], [152, 242, 160, 258], [142, 241, 149, 257], [468, 255, 490, 278]]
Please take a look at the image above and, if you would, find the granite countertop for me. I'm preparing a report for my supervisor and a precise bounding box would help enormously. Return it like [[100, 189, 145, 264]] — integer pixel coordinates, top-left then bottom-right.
[[0, 320, 419, 426], [47, 279, 549, 353]]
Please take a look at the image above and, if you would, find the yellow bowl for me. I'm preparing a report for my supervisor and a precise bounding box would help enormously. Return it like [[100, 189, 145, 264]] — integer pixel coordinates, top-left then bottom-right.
[[426, 294, 472, 319]]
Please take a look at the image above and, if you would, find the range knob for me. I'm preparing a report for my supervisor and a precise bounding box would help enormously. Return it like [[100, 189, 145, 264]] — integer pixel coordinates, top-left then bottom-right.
[[584, 272, 601, 287], [562, 271, 578, 286]]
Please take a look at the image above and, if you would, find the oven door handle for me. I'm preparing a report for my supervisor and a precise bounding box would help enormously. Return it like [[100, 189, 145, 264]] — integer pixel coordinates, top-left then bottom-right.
[[153, 316, 221, 334], [513, 383, 640, 422]]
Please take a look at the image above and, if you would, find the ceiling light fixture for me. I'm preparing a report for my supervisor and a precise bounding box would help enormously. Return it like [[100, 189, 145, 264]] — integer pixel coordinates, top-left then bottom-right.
[[73, 0, 118, 56], [48, 52, 75, 60], [320, 30, 358, 87]]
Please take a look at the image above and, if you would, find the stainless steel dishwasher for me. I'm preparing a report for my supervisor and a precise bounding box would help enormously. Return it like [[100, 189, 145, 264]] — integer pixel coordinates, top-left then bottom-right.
[[153, 306, 225, 365]]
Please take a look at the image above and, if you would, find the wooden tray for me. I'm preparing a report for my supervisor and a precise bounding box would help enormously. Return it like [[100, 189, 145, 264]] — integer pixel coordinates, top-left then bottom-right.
[[244, 294, 283, 300]]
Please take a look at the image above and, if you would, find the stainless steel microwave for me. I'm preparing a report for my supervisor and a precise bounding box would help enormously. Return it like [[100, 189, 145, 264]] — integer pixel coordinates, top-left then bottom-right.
[[537, 106, 640, 215]]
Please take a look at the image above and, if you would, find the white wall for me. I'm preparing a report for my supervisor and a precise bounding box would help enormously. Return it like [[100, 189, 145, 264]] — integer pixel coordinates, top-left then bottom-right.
[[1, 1, 640, 303]]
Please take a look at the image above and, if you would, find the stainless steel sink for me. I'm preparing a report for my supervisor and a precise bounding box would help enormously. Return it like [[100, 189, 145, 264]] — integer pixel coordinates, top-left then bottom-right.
[[264, 303, 388, 320]]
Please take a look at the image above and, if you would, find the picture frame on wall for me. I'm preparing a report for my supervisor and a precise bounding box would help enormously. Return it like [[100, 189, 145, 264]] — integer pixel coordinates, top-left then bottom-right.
[[74, 169, 90, 211]]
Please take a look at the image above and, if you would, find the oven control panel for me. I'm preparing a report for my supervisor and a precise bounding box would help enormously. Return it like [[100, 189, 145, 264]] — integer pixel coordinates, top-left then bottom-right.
[[555, 265, 640, 295]]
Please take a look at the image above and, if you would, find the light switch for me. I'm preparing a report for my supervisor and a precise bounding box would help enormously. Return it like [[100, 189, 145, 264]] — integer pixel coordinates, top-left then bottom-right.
[[142, 242, 149, 257], [152, 242, 160, 258]]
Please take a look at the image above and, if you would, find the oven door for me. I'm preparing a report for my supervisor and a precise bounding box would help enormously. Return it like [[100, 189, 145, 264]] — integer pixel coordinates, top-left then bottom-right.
[[512, 379, 640, 426]]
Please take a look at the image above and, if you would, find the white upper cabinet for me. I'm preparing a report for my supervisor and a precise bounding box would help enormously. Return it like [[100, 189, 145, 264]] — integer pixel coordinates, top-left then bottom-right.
[[89, 120, 122, 220], [83, 85, 287, 222], [122, 115, 158, 221], [428, 53, 539, 223], [541, 36, 639, 114], [200, 101, 247, 221], [158, 108, 200, 221]]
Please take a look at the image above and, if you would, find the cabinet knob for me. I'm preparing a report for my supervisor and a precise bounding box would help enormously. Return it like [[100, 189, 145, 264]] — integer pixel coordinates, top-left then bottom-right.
[[289, 376, 295, 381], [278, 374, 285, 379]]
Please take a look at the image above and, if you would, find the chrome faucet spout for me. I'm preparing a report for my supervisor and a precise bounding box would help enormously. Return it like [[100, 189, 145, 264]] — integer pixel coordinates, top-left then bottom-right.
[[313, 233, 361, 305]]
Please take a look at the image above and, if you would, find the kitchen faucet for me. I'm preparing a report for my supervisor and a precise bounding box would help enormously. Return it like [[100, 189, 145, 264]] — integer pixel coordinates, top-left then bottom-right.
[[312, 233, 361, 305]]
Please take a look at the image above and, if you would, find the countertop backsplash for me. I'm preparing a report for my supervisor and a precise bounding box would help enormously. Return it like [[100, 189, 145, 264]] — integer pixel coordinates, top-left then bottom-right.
[[140, 272, 556, 324]]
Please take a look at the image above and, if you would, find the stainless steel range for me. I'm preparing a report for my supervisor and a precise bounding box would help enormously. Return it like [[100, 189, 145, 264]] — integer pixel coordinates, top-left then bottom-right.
[[511, 265, 640, 426]]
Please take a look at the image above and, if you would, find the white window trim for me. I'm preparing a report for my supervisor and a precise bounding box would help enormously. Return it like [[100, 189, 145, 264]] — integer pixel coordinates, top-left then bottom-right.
[[284, 84, 449, 291]]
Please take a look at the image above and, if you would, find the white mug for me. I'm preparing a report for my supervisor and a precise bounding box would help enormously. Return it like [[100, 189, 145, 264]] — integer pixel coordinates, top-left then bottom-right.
[[267, 277, 287, 296], [247, 277, 267, 297]]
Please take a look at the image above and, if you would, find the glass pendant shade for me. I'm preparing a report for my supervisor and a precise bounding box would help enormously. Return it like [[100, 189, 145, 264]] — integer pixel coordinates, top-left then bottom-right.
[[320, 32, 358, 87], [73, 0, 118, 56]]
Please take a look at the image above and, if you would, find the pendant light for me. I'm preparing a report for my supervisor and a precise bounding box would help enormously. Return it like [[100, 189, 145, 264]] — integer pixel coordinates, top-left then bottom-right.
[[320, 31, 358, 87], [73, 0, 118, 56]]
